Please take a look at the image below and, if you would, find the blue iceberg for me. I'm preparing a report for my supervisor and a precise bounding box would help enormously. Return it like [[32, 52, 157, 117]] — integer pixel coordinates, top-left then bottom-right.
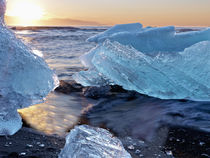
[[73, 23, 210, 101]]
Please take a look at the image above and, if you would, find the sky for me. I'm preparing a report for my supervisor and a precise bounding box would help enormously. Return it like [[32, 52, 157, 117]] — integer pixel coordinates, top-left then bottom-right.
[[4, 0, 210, 26]]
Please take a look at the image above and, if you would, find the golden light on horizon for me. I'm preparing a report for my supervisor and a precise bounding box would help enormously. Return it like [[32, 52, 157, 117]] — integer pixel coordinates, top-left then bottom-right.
[[5, 0, 210, 26], [6, 1, 44, 26]]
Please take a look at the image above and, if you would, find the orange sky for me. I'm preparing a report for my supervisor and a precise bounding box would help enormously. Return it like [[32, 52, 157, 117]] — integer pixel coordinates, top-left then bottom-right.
[[5, 0, 210, 26]]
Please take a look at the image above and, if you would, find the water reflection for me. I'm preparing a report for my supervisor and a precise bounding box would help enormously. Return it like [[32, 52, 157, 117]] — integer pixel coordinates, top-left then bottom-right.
[[19, 92, 210, 141], [18, 92, 96, 136]]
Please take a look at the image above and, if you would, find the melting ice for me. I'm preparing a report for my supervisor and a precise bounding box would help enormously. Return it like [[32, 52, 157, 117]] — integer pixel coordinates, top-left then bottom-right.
[[0, 0, 58, 135], [59, 125, 131, 158], [73, 23, 210, 101]]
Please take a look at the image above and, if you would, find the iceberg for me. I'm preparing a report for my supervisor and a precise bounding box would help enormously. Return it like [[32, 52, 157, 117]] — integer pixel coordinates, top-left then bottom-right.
[[73, 23, 210, 101], [88, 23, 143, 43], [87, 23, 210, 54], [0, 0, 58, 135], [59, 125, 131, 158]]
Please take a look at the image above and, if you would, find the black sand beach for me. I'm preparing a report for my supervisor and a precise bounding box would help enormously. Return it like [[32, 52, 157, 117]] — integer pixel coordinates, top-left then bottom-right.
[[0, 128, 65, 158], [0, 125, 210, 158]]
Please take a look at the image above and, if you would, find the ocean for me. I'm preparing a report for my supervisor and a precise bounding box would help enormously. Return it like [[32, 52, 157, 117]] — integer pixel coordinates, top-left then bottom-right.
[[14, 26, 210, 141]]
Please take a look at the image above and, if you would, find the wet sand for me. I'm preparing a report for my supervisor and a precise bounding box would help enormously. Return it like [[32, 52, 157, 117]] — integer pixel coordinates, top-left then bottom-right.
[[0, 127, 65, 158], [0, 125, 210, 158]]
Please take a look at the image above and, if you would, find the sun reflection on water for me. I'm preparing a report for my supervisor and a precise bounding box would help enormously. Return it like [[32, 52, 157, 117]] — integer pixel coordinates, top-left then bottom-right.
[[18, 92, 93, 136]]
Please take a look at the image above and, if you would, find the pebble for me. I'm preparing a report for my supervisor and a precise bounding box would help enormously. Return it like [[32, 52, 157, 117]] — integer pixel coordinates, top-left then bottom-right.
[[201, 153, 210, 157], [199, 142, 205, 146], [39, 144, 45, 148], [26, 144, 33, 148], [19, 152, 26, 156], [166, 150, 173, 156], [169, 137, 174, 141], [4, 142, 11, 147], [135, 149, 141, 154], [127, 145, 135, 150], [138, 140, 145, 144]]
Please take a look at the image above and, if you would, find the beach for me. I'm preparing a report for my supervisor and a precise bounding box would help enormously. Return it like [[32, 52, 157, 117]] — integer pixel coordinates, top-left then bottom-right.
[[0, 121, 209, 157], [0, 26, 210, 158]]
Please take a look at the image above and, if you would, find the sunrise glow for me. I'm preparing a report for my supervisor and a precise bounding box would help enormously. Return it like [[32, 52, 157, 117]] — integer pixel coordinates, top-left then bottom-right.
[[5, 0, 210, 26], [6, 1, 44, 26]]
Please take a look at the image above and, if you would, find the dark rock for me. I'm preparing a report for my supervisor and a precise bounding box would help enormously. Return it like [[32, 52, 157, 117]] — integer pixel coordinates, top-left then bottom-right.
[[55, 80, 83, 94], [83, 86, 111, 99], [55, 80, 141, 100], [110, 85, 128, 93], [46, 147, 55, 152], [178, 99, 188, 102]]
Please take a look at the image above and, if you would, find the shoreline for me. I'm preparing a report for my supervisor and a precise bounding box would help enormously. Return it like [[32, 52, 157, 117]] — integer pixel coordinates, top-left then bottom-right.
[[0, 125, 209, 158], [0, 127, 65, 158], [1, 81, 210, 158]]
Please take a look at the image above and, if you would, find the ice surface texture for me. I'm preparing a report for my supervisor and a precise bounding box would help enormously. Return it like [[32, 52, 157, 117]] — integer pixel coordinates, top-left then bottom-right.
[[87, 23, 210, 54], [0, 0, 6, 24], [0, 1, 58, 135], [59, 125, 131, 158], [73, 23, 210, 101]]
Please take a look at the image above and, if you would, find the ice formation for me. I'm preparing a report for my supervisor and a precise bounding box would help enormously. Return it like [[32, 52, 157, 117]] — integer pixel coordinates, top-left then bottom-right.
[[59, 125, 131, 158], [73, 23, 210, 101], [0, 0, 58, 135], [88, 23, 143, 43]]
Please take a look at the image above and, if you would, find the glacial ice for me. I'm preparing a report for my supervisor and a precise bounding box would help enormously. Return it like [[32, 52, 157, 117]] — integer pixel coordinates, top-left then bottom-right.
[[59, 125, 131, 158], [0, 0, 58, 135], [88, 23, 143, 43], [87, 23, 210, 54], [73, 23, 210, 101]]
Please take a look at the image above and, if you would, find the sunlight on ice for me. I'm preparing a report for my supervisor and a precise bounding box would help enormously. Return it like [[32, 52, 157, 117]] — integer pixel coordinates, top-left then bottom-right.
[[59, 125, 132, 158], [0, 0, 58, 135], [73, 23, 210, 101]]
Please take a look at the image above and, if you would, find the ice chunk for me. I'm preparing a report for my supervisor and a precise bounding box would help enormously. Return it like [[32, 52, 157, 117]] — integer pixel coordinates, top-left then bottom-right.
[[0, 0, 59, 135], [73, 68, 110, 87], [74, 39, 210, 101], [81, 23, 142, 68], [74, 23, 210, 101], [0, 104, 22, 136], [88, 23, 142, 43], [0, 0, 6, 25], [80, 46, 99, 68], [87, 23, 210, 54], [59, 125, 131, 158]]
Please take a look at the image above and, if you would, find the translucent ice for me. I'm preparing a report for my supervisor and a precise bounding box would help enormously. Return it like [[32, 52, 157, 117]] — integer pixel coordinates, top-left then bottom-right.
[[73, 23, 210, 101], [0, 0, 5, 24], [59, 125, 131, 158], [87, 23, 210, 54], [88, 23, 143, 43], [0, 0, 59, 135]]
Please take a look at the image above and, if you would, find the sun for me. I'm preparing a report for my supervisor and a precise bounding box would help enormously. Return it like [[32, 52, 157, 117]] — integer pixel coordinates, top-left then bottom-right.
[[6, 1, 44, 26]]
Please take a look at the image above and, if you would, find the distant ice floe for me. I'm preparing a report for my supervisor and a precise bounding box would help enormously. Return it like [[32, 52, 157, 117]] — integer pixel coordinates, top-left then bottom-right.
[[0, 0, 58, 135], [73, 23, 210, 101], [59, 125, 132, 158]]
